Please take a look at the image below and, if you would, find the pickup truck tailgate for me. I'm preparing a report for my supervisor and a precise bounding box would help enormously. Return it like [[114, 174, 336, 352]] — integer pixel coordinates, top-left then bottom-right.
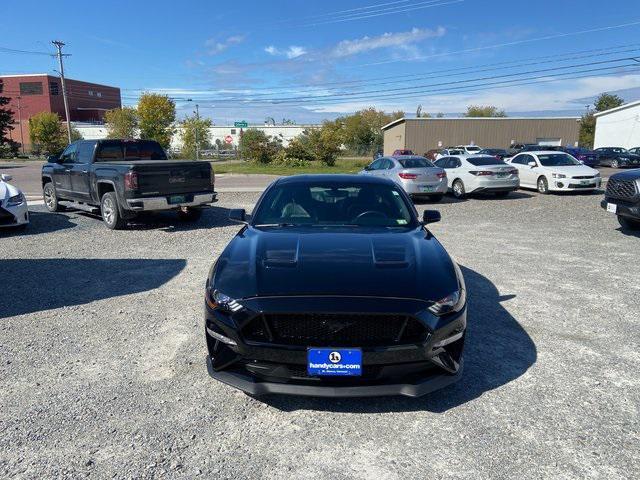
[[131, 161, 212, 195]]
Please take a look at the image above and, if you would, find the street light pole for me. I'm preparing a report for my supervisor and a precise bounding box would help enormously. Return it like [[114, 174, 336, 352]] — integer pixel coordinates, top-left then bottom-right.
[[195, 103, 200, 161], [52, 40, 72, 143]]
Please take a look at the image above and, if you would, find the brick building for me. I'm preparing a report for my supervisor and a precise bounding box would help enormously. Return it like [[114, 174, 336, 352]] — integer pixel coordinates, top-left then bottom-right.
[[0, 73, 121, 152]]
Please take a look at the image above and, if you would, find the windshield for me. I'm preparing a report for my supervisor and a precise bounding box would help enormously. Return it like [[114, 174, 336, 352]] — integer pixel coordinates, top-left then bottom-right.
[[537, 153, 581, 166], [95, 140, 168, 161], [252, 182, 417, 228], [467, 157, 506, 166], [466, 146, 481, 152], [610, 148, 628, 154], [398, 157, 433, 169]]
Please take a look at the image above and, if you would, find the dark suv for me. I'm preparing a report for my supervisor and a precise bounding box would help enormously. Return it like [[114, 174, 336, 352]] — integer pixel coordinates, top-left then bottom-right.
[[601, 170, 640, 231]]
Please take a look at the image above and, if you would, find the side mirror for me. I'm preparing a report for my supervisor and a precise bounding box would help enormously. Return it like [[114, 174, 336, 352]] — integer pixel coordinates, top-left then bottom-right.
[[1, 174, 12, 182], [229, 208, 247, 224], [47, 154, 60, 163], [422, 210, 441, 225], [528, 161, 536, 167]]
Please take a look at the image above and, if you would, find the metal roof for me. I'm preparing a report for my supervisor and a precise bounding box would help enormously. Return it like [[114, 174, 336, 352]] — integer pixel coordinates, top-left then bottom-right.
[[593, 100, 640, 118], [382, 116, 581, 131]]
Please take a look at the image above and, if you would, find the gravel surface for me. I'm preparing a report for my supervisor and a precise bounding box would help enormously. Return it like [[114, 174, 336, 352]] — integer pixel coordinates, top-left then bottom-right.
[[1, 189, 639, 479]]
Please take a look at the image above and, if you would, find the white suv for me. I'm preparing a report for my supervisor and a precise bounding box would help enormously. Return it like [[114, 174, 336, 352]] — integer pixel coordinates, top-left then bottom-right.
[[456, 145, 483, 155]]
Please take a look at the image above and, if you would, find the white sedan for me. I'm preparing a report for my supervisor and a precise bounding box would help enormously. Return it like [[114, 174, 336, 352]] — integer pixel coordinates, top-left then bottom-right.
[[508, 151, 601, 193], [0, 173, 29, 229], [434, 154, 519, 199]]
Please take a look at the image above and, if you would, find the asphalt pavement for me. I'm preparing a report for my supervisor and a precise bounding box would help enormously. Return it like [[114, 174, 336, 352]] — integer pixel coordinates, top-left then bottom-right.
[[1, 189, 638, 478]]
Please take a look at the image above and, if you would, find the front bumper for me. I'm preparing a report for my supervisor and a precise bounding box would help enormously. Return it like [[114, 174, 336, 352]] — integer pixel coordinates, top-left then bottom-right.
[[0, 201, 29, 228], [125, 191, 217, 211], [549, 178, 601, 191], [204, 296, 466, 398], [601, 198, 640, 220]]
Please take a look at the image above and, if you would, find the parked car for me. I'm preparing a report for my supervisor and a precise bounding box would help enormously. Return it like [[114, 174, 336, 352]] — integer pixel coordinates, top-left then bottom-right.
[[594, 147, 640, 168], [601, 169, 640, 231], [477, 148, 511, 161], [508, 143, 539, 155], [508, 151, 601, 194], [559, 147, 599, 167], [42, 139, 217, 229], [360, 155, 447, 202], [424, 149, 443, 161], [456, 145, 483, 155], [0, 173, 29, 230], [392, 149, 414, 156], [433, 154, 519, 199], [518, 145, 562, 152], [204, 175, 466, 397], [434, 148, 465, 160], [628, 147, 640, 155]]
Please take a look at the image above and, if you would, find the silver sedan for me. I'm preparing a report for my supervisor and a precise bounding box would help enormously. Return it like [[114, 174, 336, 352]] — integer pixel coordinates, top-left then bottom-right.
[[359, 155, 447, 202]]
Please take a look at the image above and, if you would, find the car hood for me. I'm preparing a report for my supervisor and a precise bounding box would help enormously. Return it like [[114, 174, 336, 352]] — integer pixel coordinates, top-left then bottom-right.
[[543, 165, 599, 176], [610, 168, 640, 181], [211, 227, 459, 302]]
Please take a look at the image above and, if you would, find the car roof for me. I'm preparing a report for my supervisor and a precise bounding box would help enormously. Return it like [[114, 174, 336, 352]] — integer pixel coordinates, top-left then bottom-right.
[[448, 153, 497, 159], [389, 155, 428, 160], [276, 174, 393, 185], [516, 150, 564, 155]]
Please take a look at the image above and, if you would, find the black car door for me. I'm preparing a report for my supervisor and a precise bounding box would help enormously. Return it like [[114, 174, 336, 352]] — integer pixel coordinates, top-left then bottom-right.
[[70, 141, 96, 201], [54, 143, 77, 195]]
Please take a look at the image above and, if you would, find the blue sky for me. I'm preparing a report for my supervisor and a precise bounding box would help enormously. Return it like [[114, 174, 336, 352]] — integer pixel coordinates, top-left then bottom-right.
[[3, 0, 640, 124]]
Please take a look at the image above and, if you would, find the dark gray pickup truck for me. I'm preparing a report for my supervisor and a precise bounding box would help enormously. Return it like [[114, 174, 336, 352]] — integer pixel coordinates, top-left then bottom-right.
[[42, 139, 217, 229]]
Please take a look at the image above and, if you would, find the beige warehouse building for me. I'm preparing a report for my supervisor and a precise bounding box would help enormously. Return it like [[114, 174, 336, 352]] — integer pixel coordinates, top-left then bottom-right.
[[382, 117, 581, 155]]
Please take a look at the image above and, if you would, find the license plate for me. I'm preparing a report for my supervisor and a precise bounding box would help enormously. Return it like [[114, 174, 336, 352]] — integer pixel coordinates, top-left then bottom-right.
[[307, 348, 362, 377], [580, 180, 591, 185], [607, 203, 617, 213], [497, 173, 508, 178], [168, 195, 186, 204], [419, 185, 435, 192]]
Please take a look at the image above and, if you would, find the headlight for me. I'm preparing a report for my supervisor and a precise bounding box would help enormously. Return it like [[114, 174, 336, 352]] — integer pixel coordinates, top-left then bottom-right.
[[6, 192, 25, 207], [594, 172, 601, 177], [205, 289, 242, 312], [428, 289, 466, 316], [552, 173, 566, 179]]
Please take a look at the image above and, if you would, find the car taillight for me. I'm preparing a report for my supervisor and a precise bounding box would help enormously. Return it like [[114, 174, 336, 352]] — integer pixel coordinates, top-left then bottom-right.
[[469, 171, 494, 176], [124, 171, 138, 190], [507, 168, 518, 175], [437, 172, 447, 179], [398, 173, 418, 180]]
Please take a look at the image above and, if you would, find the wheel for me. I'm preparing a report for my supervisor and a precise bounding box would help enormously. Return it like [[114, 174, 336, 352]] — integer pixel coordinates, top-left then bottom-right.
[[611, 159, 619, 168], [494, 191, 510, 198], [537, 176, 549, 194], [452, 180, 466, 199], [43, 182, 61, 212], [177, 207, 203, 222], [100, 192, 126, 230], [617, 215, 640, 231], [429, 194, 444, 202]]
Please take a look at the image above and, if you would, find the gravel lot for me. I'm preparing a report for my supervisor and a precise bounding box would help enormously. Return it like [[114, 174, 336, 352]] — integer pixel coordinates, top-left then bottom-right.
[[1, 189, 639, 479]]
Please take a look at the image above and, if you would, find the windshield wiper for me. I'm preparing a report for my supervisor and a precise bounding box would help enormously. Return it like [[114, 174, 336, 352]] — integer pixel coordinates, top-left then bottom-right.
[[253, 223, 298, 227]]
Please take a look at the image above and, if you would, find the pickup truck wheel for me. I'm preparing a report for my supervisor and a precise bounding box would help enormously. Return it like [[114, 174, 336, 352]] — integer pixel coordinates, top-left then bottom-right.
[[177, 207, 202, 222], [617, 215, 640, 231], [43, 182, 61, 212], [101, 192, 126, 230]]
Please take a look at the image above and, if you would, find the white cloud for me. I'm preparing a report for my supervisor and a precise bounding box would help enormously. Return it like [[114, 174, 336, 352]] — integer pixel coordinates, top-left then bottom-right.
[[205, 35, 245, 55], [330, 27, 445, 58], [264, 45, 308, 59]]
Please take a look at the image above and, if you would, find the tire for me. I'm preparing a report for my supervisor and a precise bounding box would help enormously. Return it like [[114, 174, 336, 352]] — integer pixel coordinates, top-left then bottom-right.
[[617, 215, 640, 231], [611, 159, 619, 168], [43, 182, 61, 212], [429, 194, 444, 203], [537, 176, 549, 194], [100, 192, 126, 230], [452, 180, 466, 199], [494, 191, 510, 198], [177, 207, 203, 222]]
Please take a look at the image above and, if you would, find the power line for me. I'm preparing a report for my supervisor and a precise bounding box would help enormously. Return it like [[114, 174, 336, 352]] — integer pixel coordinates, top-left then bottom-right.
[[0, 46, 54, 56]]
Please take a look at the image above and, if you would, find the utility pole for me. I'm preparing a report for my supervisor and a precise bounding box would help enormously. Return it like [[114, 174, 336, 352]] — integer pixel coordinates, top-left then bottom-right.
[[16, 96, 25, 155], [195, 103, 200, 161], [52, 40, 72, 143]]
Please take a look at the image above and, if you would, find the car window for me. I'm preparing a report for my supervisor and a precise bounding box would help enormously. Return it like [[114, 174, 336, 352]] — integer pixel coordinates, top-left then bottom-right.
[[382, 159, 394, 169], [434, 158, 447, 168], [447, 158, 461, 168], [59, 143, 77, 163], [466, 146, 481, 153], [398, 157, 433, 169], [511, 155, 526, 165], [368, 159, 383, 170], [467, 156, 506, 166], [76, 141, 96, 163], [95, 142, 124, 161], [124, 141, 167, 160], [252, 182, 417, 228], [536, 153, 580, 166]]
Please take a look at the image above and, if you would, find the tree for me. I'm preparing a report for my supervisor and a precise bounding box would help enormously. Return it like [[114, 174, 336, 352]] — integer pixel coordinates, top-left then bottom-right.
[[0, 79, 19, 156], [28, 112, 67, 155], [180, 114, 212, 159], [339, 108, 404, 155], [464, 105, 507, 117], [579, 93, 625, 148], [104, 107, 138, 138], [306, 123, 342, 166], [137, 93, 176, 149], [70, 125, 84, 142], [239, 128, 281, 163]]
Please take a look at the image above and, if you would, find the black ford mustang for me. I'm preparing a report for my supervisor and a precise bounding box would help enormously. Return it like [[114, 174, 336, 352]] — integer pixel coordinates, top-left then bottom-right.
[[204, 175, 467, 397]]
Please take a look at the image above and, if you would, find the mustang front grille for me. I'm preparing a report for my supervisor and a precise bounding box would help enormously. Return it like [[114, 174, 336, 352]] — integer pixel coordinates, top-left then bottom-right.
[[606, 177, 638, 200], [242, 312, 428, 347]]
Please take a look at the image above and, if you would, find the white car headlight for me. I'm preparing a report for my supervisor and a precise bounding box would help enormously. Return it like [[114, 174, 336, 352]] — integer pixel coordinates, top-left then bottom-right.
[[552, 173, 566, 179], [6, 192, 25, 207], [594, 172, 601, 177]]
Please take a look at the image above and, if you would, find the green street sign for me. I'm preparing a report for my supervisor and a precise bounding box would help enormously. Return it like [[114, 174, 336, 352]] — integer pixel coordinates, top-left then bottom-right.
[[234, 121, 248, 128]]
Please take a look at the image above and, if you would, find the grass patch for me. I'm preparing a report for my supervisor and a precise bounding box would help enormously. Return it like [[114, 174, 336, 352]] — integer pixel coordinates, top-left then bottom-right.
[[212, 157, 371, 175]]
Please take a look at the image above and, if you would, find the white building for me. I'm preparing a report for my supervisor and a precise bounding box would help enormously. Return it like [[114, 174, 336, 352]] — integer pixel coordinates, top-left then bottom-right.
[[72, 122, 318, 150], [594, 100, 640, 149]]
